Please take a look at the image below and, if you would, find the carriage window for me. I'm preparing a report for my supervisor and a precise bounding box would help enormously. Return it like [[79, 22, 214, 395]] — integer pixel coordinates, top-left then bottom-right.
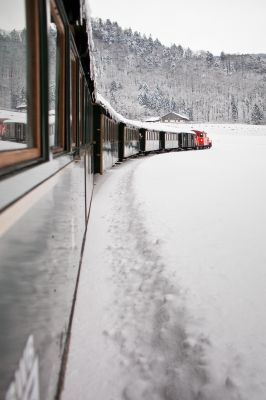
[[84, 86, 92, 144], [0, 0, 44, 170], [48, 20, 57, 148], [0, 0, 30, 152], [49, 0, 65, 152], [70, 50, 77, 149], [79, 73, 84, 145]]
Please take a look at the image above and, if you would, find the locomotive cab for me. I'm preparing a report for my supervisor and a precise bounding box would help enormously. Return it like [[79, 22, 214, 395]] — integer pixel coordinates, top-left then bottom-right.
[[193, 130, 211, 149]]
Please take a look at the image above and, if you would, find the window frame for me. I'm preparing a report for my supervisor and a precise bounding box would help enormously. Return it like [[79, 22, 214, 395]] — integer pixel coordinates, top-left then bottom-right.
[[79, 72, 85, 145], [49, 0, 66, 154], [0, 0, 43, 169]]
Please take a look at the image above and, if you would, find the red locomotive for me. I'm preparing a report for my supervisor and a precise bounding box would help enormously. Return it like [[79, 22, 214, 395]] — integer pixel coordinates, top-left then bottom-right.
[[192, 129, 212, 149]]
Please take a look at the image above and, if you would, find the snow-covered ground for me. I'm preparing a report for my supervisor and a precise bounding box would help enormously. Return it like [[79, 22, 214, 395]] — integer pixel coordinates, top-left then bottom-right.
[[62, 124, 266, 400]]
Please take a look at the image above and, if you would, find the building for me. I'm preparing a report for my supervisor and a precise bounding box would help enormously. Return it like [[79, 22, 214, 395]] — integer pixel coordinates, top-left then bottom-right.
[[160, 112, 189, 123]]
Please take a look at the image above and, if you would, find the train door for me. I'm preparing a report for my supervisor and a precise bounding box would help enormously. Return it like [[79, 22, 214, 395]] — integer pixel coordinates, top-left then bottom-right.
[[160, 131, 165, 150], [118, 123, 125, 161], [139, 128, 146, 152], [178, 133, 183, 149]]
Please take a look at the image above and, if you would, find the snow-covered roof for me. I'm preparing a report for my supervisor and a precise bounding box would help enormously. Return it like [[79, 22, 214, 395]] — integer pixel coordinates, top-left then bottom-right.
[[0, 109, 27, 123], [95, 94, 193, 134], [161, 111, 189, 120]]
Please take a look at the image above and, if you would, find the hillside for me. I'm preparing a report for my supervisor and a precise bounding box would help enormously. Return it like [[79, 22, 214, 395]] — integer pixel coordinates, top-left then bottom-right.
[[1, 23, 265, 125], [91, 18, 266, 124]]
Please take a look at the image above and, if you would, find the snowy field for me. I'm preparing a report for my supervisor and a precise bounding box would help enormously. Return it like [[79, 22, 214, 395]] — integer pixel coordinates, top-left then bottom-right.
[[62, 124, 266, 400]]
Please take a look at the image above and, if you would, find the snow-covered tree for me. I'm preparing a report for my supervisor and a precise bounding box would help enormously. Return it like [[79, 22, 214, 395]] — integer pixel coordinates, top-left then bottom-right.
[[177, 45, 184, 58], [206, 51, 214, 66], [231, 96, 238, 122], [251, 104, 263, 124]]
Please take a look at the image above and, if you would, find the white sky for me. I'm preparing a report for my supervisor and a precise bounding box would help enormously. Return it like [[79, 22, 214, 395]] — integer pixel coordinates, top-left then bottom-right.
[[89, 0, 266, 55], [0, 1, 26, 30]]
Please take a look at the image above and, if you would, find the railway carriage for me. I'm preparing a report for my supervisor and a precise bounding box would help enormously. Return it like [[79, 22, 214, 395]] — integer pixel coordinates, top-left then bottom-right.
[[163, 131, 179, 151], [2, 119, 27, 144], [93, 104, 119, 174], [119, 123, 140, 160], [178, 132, 196, 150], [0, 111, 27, 146], [139, 128, 161, 153]]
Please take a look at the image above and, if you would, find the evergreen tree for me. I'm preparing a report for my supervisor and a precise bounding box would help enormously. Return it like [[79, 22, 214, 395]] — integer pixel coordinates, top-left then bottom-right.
[[251, 104, 263, 124], [184, 48, 192, 59], [110, 80, 118, 92], [231, 96, 238, 122], [177, 45, 184, 58], [220, 51, 226, 62], [206, 51, 214, 66]]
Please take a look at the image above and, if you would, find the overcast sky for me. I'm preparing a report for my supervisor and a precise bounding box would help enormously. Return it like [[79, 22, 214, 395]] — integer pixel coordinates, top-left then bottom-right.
[[0, 1, 26, 31], [89, 0, 266, 55]]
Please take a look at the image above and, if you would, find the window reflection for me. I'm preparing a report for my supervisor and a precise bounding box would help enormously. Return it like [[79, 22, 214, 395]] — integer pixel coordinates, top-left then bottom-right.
[[0, 0, 31, 151], [48, 21, 58, 149], [70, 51, 77, 149]]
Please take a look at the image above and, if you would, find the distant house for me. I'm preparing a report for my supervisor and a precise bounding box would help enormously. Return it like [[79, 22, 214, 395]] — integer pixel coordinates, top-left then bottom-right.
[[160, 112, 189, 123]]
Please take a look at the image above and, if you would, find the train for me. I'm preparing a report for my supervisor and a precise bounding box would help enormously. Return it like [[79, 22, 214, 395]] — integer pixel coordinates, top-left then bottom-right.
[[0, 104, 212, 174], [91, 98, 211, 174], [0, 1, 211, 400]]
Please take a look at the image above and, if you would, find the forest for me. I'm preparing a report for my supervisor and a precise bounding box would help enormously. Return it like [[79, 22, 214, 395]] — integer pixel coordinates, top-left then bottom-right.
[[1, 22, 265, 124], [91, 18, 266, 124], [0, 29, 27, 110]]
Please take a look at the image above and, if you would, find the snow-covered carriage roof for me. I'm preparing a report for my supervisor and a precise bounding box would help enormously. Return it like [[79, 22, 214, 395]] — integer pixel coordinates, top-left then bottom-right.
[[0, 110, 27, 123], [95, 93, 195, 134]]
